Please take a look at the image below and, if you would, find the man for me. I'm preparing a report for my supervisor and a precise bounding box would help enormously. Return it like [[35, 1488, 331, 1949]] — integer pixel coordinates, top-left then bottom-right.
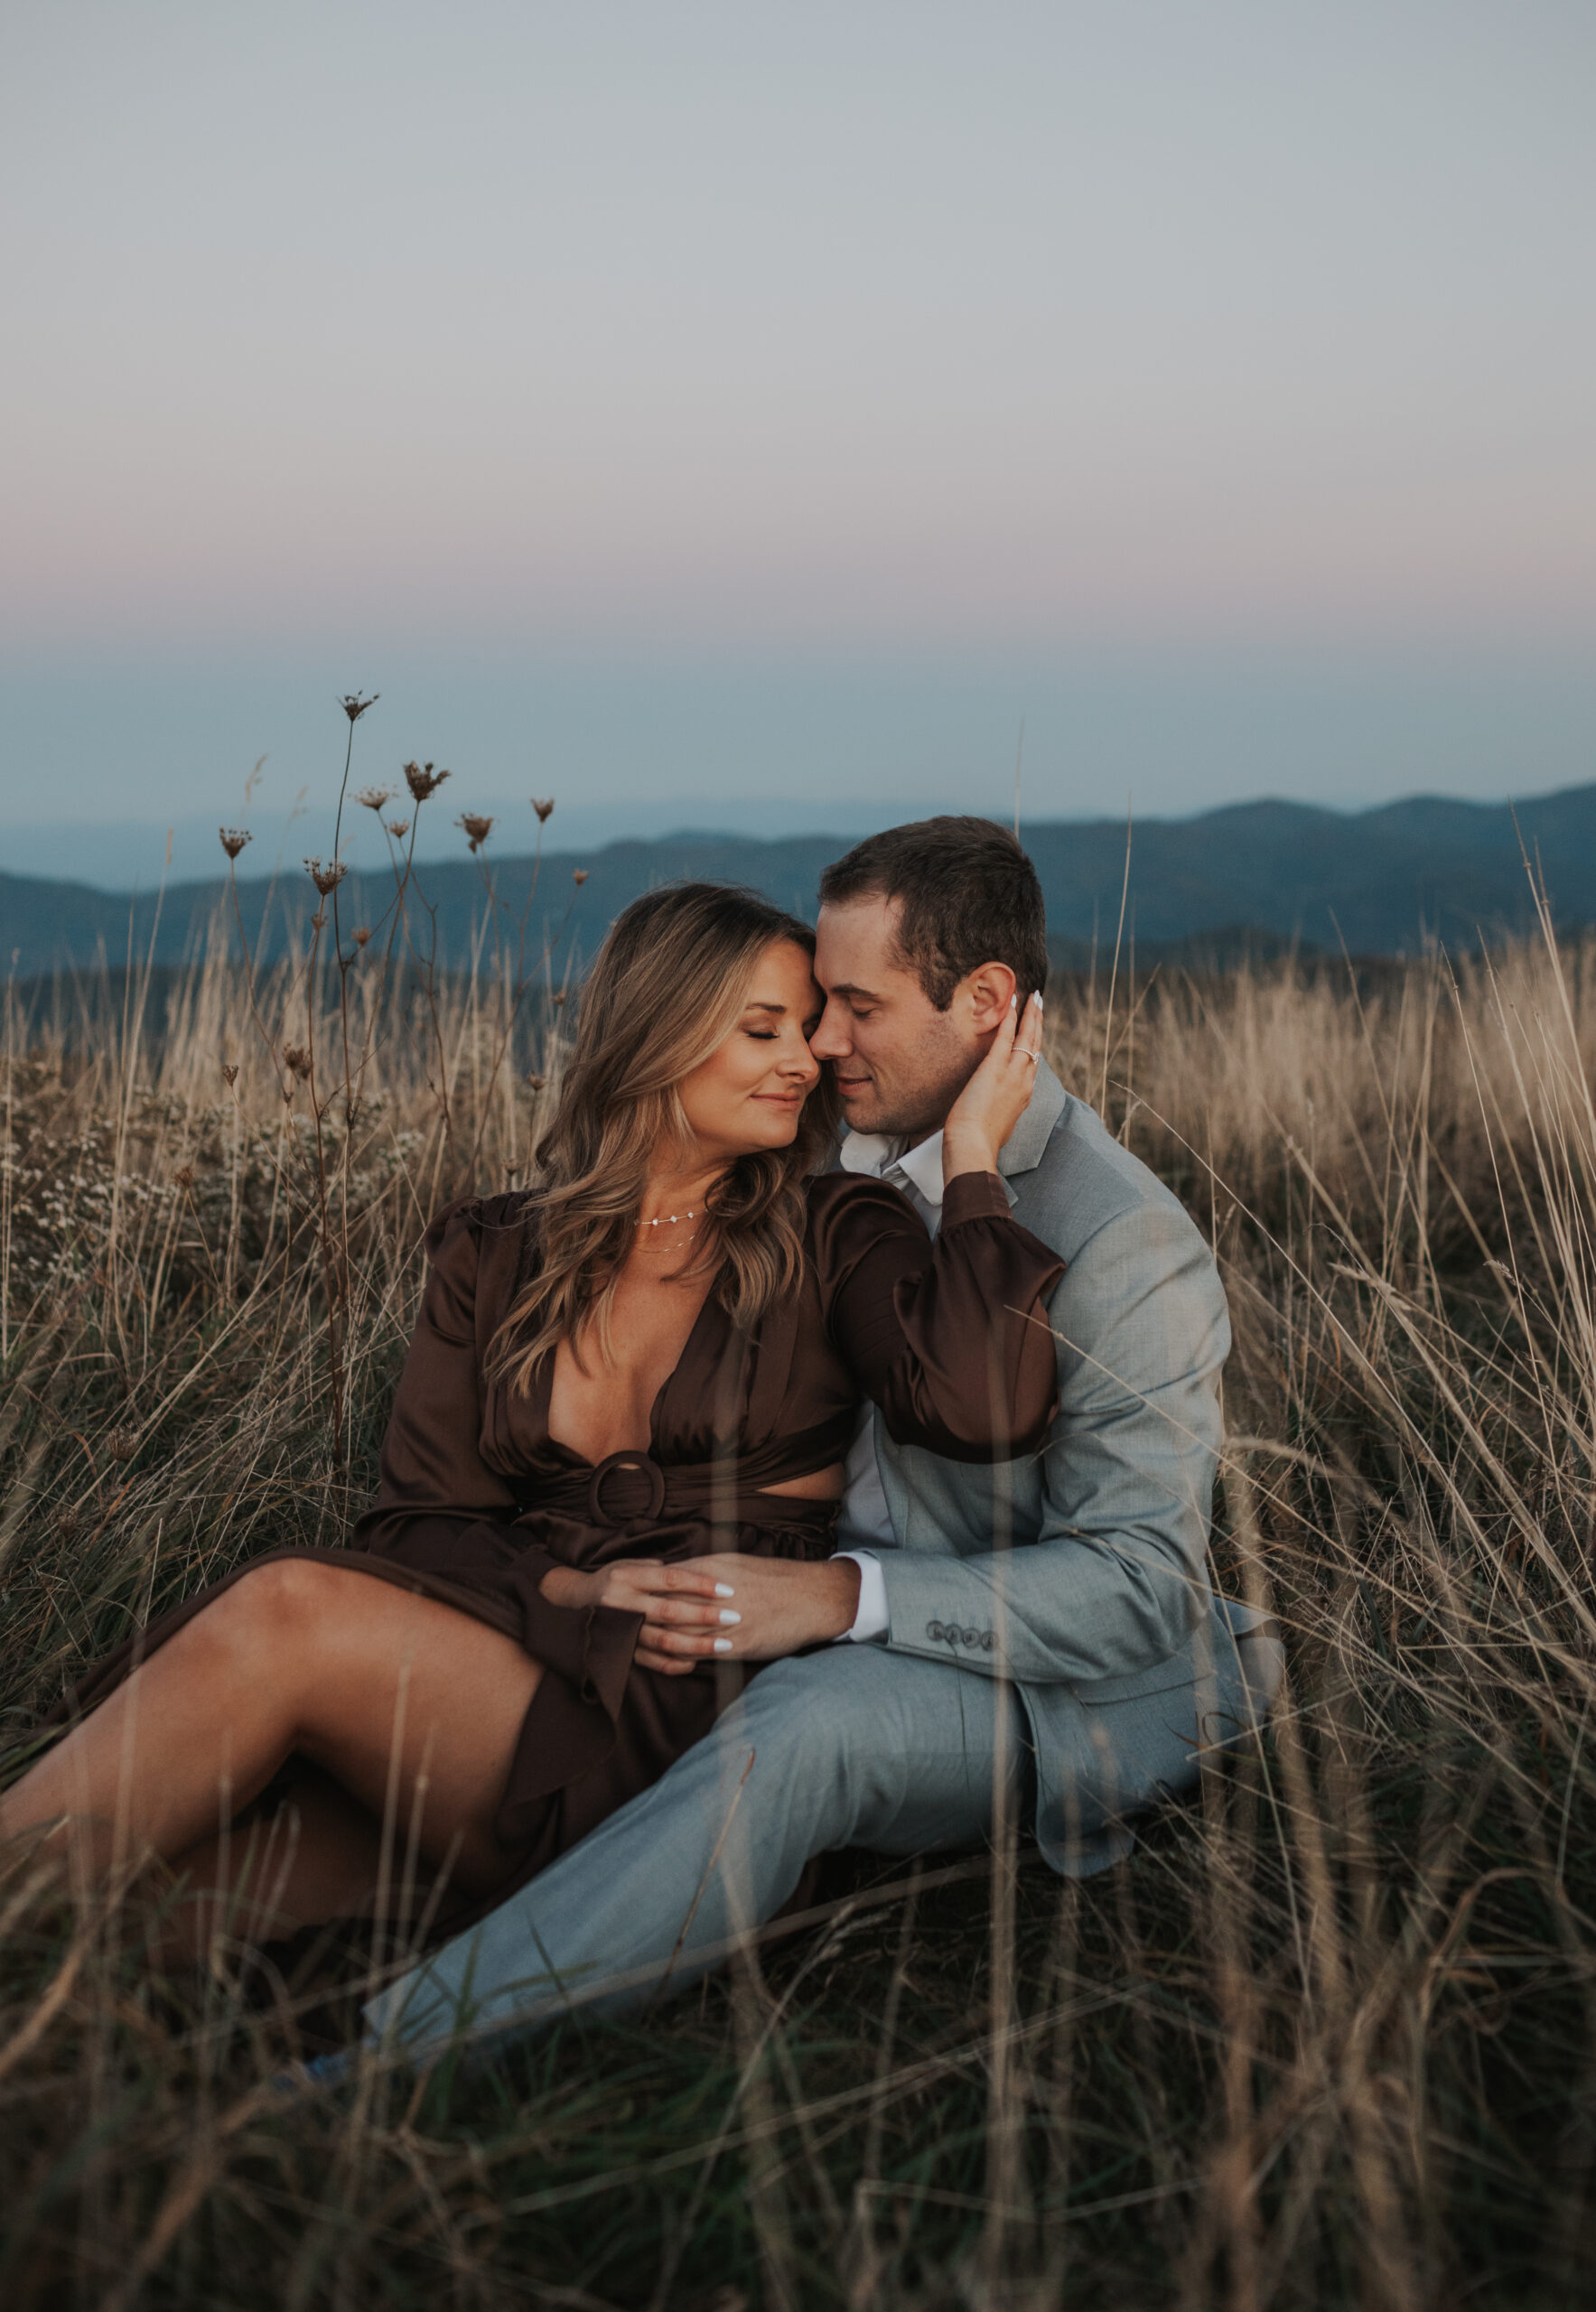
[[364, 817, 1281, 2058]]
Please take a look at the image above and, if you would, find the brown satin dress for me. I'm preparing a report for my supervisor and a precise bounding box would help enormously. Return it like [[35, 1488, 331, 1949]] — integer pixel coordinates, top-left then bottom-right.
[[54, 1170, 1063, 1924]]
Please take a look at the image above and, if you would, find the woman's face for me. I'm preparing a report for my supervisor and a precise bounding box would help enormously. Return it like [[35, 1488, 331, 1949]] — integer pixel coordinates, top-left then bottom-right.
[[677, 938, 824, 1163]]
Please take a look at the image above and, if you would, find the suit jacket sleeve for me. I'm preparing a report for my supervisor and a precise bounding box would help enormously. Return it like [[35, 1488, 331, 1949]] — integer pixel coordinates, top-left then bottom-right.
[[873, 1197, 1230, 1686]]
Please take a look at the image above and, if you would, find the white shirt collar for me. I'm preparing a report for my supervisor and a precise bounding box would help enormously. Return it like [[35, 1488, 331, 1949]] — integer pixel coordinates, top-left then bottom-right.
[[838, 1127, 945, 1210]]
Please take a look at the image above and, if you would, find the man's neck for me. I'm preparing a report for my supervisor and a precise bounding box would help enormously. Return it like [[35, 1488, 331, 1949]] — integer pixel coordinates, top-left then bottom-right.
[[863, 1111, 948, 1154]]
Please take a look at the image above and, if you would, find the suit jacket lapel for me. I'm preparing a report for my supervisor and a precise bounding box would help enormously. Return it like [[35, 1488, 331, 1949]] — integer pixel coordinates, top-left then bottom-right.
[[998, 1058, 1066, 1180]]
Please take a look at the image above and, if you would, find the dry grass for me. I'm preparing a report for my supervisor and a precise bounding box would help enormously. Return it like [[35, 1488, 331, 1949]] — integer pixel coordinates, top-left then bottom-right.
[[5, 843, 1596, 2306]]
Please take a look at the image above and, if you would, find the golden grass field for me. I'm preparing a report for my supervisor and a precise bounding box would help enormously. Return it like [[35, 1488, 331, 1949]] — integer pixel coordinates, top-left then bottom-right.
[[4, 818, 1596, 2307]]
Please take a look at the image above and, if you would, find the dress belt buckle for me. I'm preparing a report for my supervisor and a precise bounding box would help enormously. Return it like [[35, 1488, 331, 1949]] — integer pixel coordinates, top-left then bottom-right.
[[586, 1450, 667, 1526]]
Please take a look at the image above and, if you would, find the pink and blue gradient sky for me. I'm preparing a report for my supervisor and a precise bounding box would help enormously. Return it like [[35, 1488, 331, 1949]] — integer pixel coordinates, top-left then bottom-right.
[[3, 3, 1594, 882]]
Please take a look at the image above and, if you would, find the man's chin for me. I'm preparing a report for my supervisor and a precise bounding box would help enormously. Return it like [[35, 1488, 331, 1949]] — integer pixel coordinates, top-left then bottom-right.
[[837, 1093, 890, 1136], [842, 1095, 924, 1142]]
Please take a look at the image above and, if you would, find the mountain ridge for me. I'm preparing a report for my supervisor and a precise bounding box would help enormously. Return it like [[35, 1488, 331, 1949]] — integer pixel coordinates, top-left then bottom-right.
[[2, 785, 1588, 982]]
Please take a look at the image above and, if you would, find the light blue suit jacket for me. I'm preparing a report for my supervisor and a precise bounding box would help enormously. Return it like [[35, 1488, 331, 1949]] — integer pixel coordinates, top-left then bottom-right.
[[846, 1059, 1249, 1857]]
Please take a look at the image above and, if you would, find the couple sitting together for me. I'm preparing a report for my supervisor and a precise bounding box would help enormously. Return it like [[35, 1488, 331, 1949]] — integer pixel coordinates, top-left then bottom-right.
[[3, 816, 1282, 2062]]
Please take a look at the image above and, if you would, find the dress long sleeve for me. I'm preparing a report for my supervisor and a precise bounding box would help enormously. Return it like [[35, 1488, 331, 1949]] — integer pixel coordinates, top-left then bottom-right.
[[353, 1204, 522, 1565], [808, 1170, 1065, 1461], [351, 1204, 641, 1712]]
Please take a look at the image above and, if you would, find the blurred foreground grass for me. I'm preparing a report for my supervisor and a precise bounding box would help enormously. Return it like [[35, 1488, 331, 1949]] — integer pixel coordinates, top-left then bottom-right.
[[5, 867, 1596, 2307]]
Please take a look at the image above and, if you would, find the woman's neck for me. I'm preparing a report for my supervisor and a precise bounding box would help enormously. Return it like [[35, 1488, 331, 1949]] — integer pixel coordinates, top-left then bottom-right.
[[637, 1156, 726, 1229]]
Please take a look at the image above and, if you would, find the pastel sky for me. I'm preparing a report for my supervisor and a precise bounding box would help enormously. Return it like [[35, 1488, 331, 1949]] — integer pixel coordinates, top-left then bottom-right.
[[3, 2, 1594, 876]]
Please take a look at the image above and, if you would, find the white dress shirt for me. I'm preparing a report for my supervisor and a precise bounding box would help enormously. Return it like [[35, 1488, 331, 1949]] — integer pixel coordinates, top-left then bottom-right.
[[832, 1129, 947, 1643]]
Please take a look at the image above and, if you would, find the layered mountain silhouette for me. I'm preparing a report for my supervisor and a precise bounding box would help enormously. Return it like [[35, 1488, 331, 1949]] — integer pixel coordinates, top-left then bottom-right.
[[3, 785, 1590, 985]]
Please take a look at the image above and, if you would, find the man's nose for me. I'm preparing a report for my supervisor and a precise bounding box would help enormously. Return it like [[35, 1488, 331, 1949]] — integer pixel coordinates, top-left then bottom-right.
[[808, 997, 853, 1060]]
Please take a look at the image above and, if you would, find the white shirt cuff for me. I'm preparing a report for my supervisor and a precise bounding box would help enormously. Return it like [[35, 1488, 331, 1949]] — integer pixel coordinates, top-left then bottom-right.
[[833, 1551, 889, 1643]]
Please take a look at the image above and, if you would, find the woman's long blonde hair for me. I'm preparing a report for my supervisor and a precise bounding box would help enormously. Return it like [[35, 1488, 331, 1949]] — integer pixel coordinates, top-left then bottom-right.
[[489, 882, 838, 1391]]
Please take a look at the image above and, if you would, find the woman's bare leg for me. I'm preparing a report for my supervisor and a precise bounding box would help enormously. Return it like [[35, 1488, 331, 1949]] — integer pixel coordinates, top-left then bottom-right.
[[153, 1766, 397, 1963], [0, 1561, 543, 1897]]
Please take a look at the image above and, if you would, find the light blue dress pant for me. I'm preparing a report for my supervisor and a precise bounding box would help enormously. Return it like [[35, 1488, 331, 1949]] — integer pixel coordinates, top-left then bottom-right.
[[367, 1606, 1282, 2059]]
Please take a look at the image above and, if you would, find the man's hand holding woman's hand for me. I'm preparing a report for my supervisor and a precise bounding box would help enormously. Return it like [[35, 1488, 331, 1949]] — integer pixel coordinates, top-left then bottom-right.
[[940, 988, 1043, 1188], [539, 1553, 862, 1673]]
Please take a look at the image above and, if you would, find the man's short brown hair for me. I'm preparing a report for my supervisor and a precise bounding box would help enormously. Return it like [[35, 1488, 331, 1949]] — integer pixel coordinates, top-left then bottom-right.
[[818, 816, 1049, 1011]]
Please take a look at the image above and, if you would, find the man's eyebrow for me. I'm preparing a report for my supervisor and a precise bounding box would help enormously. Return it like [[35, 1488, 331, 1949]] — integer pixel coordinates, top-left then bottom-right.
[[826, 981, 882, 1001]]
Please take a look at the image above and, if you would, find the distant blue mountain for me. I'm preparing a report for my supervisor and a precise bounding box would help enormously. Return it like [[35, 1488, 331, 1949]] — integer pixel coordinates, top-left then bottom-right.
[[1, 786, 1586, 984]]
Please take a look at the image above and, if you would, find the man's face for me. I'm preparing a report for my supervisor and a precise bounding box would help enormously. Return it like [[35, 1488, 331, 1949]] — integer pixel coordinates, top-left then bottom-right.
[[811, 895, 1008, 1142]]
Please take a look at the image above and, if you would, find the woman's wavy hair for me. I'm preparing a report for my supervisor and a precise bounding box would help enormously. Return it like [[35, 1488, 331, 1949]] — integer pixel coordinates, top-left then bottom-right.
[[489, 882, 839, 1393]]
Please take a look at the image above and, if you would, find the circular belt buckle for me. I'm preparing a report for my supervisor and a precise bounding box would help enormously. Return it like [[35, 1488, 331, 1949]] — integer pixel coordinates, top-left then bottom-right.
[[585, 1450, 667, 1526]]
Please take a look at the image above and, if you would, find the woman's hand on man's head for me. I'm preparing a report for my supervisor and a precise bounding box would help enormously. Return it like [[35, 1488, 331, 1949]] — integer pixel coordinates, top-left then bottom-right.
[[940, 989, 1044, 1187]]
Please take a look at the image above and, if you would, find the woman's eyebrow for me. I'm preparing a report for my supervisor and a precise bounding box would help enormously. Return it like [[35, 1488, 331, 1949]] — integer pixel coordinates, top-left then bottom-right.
[[744, 1000, 786, 1015]]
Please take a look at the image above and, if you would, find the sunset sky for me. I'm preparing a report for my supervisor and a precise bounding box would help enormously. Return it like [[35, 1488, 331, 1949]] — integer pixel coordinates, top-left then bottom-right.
[[4, 3, 1593, 882]]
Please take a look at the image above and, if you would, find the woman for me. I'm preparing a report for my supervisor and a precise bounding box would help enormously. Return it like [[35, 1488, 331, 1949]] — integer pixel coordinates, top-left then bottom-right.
[[2, 884, 1058, 1956]]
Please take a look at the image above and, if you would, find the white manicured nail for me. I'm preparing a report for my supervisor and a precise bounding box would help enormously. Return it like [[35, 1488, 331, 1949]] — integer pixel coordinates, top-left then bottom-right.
[[719, 1608, 742, 1625], [1010, 993, 1018, 1010], [1031, 990, 1044, 1009], [714, 1582, 735, 1597], [714, 1637, 733, 1653]]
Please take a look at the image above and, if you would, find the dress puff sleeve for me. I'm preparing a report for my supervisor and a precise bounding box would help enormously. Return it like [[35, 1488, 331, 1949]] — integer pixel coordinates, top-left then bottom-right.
[[809, 1170, 1065, 1462]]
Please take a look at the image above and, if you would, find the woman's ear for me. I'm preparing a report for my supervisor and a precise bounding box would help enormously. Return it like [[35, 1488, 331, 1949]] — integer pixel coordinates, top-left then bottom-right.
[[966, 963, 1019, 1031]]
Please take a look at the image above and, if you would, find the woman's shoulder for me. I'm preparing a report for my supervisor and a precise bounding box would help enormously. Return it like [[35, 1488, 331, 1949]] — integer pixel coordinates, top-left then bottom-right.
[[416, 1190, 537, 1338], [422, 1189, 536, 1273]]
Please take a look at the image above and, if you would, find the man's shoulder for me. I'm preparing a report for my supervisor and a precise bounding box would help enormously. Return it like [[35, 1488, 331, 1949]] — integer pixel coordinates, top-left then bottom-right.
[[1013, 1091, 1203, 1263]]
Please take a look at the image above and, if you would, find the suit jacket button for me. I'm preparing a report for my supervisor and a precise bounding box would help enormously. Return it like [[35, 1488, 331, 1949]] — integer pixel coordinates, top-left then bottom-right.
[[981, 1631, 994, 1651], [927, 1620, 945, 1641], [962, 1627, 979, 1647]]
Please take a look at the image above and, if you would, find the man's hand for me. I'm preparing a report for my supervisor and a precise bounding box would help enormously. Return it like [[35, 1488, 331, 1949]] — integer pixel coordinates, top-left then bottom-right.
[[539, 1558, 733, 1672], [539, 1554, 863, 1674], [643, 1554, 863, 1671], [548, 1553, 863, 1674]]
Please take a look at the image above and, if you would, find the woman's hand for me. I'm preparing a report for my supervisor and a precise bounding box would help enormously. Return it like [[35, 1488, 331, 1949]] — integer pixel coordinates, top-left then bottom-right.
[[940, 989, 1044, 1186], [539, 1557, 742, 1675]]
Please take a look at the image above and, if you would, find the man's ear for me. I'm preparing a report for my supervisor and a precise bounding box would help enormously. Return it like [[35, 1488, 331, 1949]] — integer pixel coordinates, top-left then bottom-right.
[[965, 962, 1018, 1030]]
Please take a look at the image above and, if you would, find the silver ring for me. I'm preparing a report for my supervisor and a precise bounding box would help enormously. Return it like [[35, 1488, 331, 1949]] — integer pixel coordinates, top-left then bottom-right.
[[1019, 1049, 1039, 1065]]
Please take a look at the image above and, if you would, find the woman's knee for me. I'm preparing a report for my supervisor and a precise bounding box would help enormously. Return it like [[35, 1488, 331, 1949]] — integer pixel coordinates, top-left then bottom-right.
[[202, 1557, 347, 1667]]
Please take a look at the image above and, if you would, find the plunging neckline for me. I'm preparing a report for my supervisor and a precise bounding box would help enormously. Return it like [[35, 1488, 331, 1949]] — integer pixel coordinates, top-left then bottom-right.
[[538, 1275, 727, 1469]]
